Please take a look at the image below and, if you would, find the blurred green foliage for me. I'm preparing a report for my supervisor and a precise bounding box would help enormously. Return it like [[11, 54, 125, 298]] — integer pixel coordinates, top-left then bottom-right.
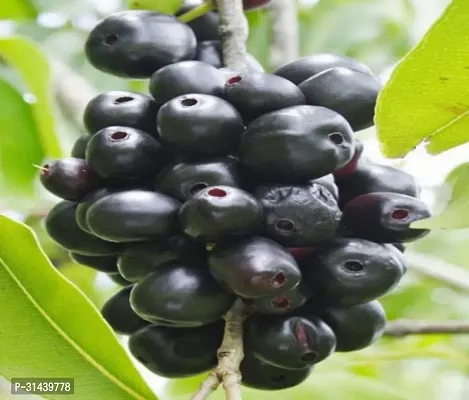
[[1, 1, 469, 400]]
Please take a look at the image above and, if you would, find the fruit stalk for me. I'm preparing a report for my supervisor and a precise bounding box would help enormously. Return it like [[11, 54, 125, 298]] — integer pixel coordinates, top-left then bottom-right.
[[270, 0, 299, 69], [405, 251, 469, 293], [384, 320, 469, 337], [178, 1, 215, 23], [191, 299, 253, 400], [215, 0, 250, 71], [51, 60, 98, 129]]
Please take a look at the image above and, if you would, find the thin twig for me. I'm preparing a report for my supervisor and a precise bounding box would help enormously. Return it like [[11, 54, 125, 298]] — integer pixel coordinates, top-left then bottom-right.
[[178, 1, 214, 23], [190, 3, 250, 398], [190, 300, 252, 400], [51, 60, 98, 130], [406, 251, 469, 293], [384, 320, 469, 337], [190, 375, 220, 400], [270, 0, 299, 69], [215, 0, 250, 72]]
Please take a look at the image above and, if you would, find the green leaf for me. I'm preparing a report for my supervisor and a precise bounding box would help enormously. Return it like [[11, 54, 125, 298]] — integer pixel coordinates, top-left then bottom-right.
[[0, 79, 43, 195], [128, 0, 183, 15], [0, 215, 158, 400], [0, 36, 62, 158], [0, 0, 37, 20], [375, 0, 469, 158], [412, 162, 469, 229]]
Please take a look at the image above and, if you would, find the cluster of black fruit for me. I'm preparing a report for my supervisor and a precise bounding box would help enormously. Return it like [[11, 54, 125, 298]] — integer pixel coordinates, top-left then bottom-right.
[[41, 3, 432, 392]]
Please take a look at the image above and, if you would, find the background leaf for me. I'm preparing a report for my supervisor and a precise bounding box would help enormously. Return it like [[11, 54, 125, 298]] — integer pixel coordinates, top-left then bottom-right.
[[0, 36, 62, 158], [0, 79, 42, 195], [412, 162, 469, 229], [0, 216, 158, 400], [128, 0, 183, 15], [375, 0, 469, 158], [0, 0, 37, 20]]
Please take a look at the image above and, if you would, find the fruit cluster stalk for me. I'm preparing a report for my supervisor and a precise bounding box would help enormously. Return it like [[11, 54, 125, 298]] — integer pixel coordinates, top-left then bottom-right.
[[215, 0, 250, 71]]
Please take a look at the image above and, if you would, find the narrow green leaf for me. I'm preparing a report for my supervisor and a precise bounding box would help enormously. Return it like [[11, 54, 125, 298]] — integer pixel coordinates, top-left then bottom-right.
[[412, 162, 469, 229], [375, 0, 469, 158], [0, 79, 42, 195], [128, 0, 183, 15], [0, 0, 37, 20], [0, 216, 158, 400], [0, 36, 62, 158]]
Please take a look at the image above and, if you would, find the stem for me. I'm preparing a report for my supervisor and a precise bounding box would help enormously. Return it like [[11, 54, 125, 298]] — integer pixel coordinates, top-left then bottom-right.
[[406, 251, 469, 293], [190, 375, 219, 400], [178, 1, 215, 23], [190, 300, 252, 400], [51, 60, 98, 130], [384, 320, 469, 337], [215, 0, 250, 72], [270, 0, 299, 69]]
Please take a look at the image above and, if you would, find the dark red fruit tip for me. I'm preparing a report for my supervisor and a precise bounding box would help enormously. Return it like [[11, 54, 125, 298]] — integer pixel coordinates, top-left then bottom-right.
[[275, 219, 295, 232], [40, 164, 50, 176], [181, 98, 198, 107], [271, 272, 286, 288], [188, 182, 209, 196], [328, 132, 345, 145], [208, 188, 227, 197], [114, 96, 133, 104], [300, 351, 318, 363], [342, 261, 365, 273], [104, 34, 119, 45], [226, 76, 244, 86], [391, 209, 410, 220], [271, 296, 291, 309], [110, 131, 128, 141]]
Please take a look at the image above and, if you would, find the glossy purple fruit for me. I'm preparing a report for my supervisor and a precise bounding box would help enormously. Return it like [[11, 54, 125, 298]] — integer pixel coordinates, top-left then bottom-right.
[[149, 61, 225, 106], [130, 260, 235, 326], [69, 252, 118, 273], [76, 188, 117, 233], [300, 238, 405, 307], [238, 105, 355, 182], [253, 182, 341, 247], [101, 285, 149, 335], [45, 201, 119, 256], [40, 158, 100, 201], [317, 300, 386, 352], [179, 186, 263, 242], [340, 192, 431, 243], [208, 236, 301, 298], [222, 72, 305, 123], [245, 314, 336, 369], [249, 282, 311, 315], [86, 126, 171, 181], [240, 354, 313, 390], [333, 139, 364, 181], [117, 236, 206, 282], [83, 91, 159, 136], [128, 320, 224, 378], [274, 53, 372, 85], [299, 67, 382, 131], [157, 94, 245, 158], [337, 162, 420, 207], [175, 3, 219, 41], [71, 135, 91, 159], [86, 190, 181, 243], [313, 175, 338, 201], [85, 10, 197, 78], [156, 158, 243, 202]]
